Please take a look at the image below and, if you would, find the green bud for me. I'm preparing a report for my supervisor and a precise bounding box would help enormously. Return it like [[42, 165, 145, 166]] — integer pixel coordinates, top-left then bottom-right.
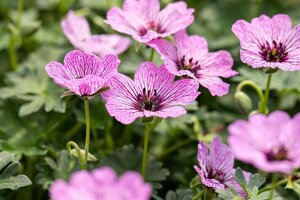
[[234, 91, 252, 114]]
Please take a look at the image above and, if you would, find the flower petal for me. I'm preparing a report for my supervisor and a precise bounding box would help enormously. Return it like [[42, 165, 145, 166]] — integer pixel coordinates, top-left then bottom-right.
[[197, 51, 237, 78], [174, 30, 208, 60], [158, 2, 194, 37], [197, 76, 230, 96], [63, 50, 120, 79], [61, 10, 91, 48], [105, 8, 140, 36], [103, 74, 143, 125], [147, 39, 178, 63]]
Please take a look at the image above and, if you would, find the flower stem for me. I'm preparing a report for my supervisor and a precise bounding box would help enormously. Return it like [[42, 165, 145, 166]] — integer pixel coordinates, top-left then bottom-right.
[[261, 74, 272, 114], [149, 48, 155, 62], [142, 123, 152, 179], [268, 174, 278, 200], [236, 80, 264, 111], [82, 99, 91, 170]]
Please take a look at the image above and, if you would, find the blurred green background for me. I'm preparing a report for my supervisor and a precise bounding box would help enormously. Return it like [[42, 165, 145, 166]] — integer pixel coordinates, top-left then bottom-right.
[[0, 0, 299, 199]]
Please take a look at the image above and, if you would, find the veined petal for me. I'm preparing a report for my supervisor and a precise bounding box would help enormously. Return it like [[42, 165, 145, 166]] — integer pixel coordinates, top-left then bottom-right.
[[174, 30, 208, 60], [105, 8, 140, 36], [134, 62, 174, 95], [63, 50, 120, 79], [158, 2, 194, 36], [196, 51, 237, 78], [79, 35, 131, 57], [159, 78, 200, 106], [197, 76, 230, 97], [65, 75, 106, 96], [209, 137, 234, 181], [61, 10, 91, 47], [143, 106, 186, 118], [147, 39, 178, 63], [123, 0, 160, 22], [103, 74, 143, 125]]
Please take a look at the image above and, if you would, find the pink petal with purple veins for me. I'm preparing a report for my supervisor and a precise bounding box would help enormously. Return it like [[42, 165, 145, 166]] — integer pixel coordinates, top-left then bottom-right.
[[232, 14, 300, 71], [158, 2, 194, 37], [61, 10, 91, 49], [229, 111, 300, 174]]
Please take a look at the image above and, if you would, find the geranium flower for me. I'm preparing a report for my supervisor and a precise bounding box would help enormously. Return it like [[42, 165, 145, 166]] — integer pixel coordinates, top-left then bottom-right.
[[228, 111, 300, 174], [50, 167, 152, 200], [148, 30, 237, 96], [105, 0, 194, 43], [61, 10, 130, 57], [232, 14, 300, 71], [45, 50, 120, 97], [194, 137, 250, 199], [102, 62, 200, 124]]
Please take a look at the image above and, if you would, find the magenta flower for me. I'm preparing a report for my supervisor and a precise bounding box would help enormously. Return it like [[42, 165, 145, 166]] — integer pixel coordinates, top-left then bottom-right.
[[45, 50, 120, 97], [105, 0, 194, 43], [194, 137, 235, 189], [194, 137, 250, 198], [232, 14, 300, 71], [50, 167, 152, 200], [148, 30, 237, 96], [102, 62, 200, 124], [228, 111, 300, 174], [61, 10, 130, 57]]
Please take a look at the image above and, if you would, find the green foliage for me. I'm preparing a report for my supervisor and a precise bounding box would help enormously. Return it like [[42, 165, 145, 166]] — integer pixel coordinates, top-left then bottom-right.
[[98, 145, 169, 190], [36, 150, 77, 190], [0, 151, 31, 190]]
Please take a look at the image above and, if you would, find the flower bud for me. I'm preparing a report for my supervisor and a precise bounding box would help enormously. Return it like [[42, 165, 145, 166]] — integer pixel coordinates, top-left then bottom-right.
[[234, 91, 252, 114]]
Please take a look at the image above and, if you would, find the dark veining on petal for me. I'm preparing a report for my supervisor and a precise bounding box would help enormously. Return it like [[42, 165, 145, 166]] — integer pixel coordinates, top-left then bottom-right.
[[138, 21, 165, 36], [260, 40, 288, 62], [207, 168, 226, 183]]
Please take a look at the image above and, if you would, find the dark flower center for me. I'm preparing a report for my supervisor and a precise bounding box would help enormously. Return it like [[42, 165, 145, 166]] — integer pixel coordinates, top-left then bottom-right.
[[265, 146, 289, 161], [137, 88, 160, 111], [260, 40, 288, 62], [207, 169, 226, 183], [179, 55, 201, 75], [139, 21, 164, 36]]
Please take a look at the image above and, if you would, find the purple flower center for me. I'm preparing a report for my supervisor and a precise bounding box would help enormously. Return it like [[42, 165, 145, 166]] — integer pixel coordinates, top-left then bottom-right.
[[265, 146, 289, 161], [179, 55, 201, 75], [207, 169, 226, 183], [137, 88, 160, 111], [260, 40, 288, 62], [139, 21, 164, 36]]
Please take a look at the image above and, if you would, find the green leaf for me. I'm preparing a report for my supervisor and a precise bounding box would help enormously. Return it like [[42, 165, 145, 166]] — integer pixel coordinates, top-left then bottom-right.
[[0, 46, 66, 116], [0, 162, 20, 179], [165, 189, 193, 200], [0, 175, 32, 190], [248, 173, 266, 191], [0, 152, 15, 170], [0, 151, 32, 190], [234, 168, 247, 189], [36, 150, 77, 189], [98, 145, 169, 189], [190, 175, 202, 188]]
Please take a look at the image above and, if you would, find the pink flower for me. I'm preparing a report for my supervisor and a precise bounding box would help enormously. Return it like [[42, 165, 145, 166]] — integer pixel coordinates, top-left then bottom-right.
[[194, 137, 250, 199], [102, 62, 200, 124], [232, 14, 300, 71], [45, 50, 120, 97], [228, 111, 300, 174], [105, 0, 194, 43], [61, 10, 130, 57], [50, 167, 152, 200], [148, 30, 237, 96]]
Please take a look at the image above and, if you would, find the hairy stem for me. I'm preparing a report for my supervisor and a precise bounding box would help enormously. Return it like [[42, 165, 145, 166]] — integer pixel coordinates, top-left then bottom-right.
[[82, 99, 91, 169], [261, 74, 272, 114], [142, 123, 152, 179]]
